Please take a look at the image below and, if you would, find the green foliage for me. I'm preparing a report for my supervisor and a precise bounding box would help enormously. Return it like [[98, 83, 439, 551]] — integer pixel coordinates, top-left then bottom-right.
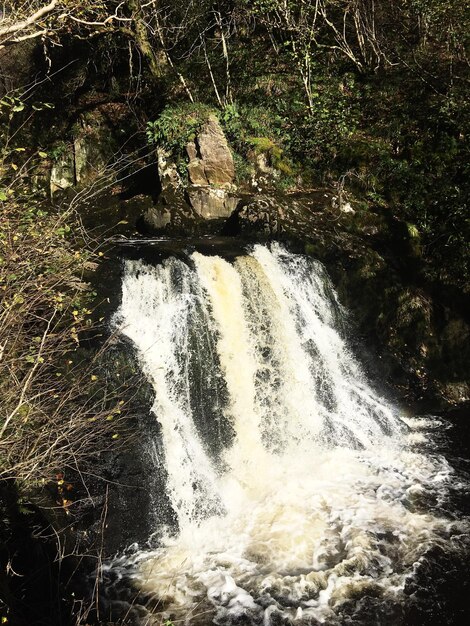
[[286, 76, 360, 169], [232, 151, 253, 184], [330, 70, 470, 287], [220, 102, 295, 183], [0, 95, 25, 113], [146, 103, 216, 179], [247, 136, 293, 175], [48, 143, 68, 161], [247, 136, 278, 153], [146, 101, 296, 185], [220, 102, 286, 149], [147, 103, 215, 154]]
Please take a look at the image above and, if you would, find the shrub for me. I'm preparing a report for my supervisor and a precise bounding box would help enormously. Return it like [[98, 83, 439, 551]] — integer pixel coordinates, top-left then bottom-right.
[[0, 198, 128, 485], [0, 89, 130, 487], [147, 103, 215, 154]]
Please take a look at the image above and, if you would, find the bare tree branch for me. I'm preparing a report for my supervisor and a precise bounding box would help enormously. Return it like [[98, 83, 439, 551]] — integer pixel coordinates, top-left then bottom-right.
[[0, 28, 48, 47], [0, 0, 58, 37]]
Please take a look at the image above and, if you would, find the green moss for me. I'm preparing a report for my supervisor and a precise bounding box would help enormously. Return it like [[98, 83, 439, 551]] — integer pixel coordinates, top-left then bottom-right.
[[406, 222, 420, 239], [247, 136, 294, 176], [405, 222, 422, 257], [304, 241, 327, 258], [248, 136, 277, 154]]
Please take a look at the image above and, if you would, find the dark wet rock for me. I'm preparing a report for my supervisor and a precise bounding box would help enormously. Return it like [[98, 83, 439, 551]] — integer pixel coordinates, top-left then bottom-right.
[[140, 188, 198, 235], [231, 192, 334, 238], [0, 41, 39, 96], [142, 204, 172, 231]]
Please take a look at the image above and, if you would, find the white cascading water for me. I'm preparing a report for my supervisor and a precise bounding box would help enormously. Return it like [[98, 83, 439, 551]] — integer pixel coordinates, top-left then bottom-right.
[[113, 243, 462, 625]]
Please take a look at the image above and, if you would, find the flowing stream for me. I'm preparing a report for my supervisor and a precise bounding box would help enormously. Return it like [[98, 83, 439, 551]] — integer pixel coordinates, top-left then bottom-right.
[[110, 243, 468, 625]]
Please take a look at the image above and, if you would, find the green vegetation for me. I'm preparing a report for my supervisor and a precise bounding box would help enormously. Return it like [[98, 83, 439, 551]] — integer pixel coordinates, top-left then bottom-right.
[[221, 103, 294, 177], [0, 89, 125, 486], [2, 2, 465, 289], [146, 103, 215, 154], [146, 103, 216, 179]]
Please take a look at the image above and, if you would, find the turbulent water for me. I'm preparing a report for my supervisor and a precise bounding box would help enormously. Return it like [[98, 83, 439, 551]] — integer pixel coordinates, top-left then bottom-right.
[[111, 243, 468, 625]]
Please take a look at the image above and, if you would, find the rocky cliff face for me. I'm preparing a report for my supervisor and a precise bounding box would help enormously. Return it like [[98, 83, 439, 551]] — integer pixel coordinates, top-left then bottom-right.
[[49, 123, 114, 196], [142, 115, 239, 232]]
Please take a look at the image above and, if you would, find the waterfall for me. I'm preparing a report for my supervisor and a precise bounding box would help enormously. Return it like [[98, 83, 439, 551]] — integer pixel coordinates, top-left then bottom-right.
[[113, 243, 463, 625]]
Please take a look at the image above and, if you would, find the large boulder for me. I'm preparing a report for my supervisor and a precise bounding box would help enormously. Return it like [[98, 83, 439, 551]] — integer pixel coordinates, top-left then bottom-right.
[[153, 114, 238, 225], [186, 115, 235, 187]]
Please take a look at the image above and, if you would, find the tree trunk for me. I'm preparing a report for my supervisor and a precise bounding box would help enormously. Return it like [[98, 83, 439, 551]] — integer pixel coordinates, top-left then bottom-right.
[[126, 0, 168, 79]]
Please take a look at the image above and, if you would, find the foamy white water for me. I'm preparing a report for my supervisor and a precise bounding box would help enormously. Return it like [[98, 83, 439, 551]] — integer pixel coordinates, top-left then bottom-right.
[[113, 243, 464, 625]]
